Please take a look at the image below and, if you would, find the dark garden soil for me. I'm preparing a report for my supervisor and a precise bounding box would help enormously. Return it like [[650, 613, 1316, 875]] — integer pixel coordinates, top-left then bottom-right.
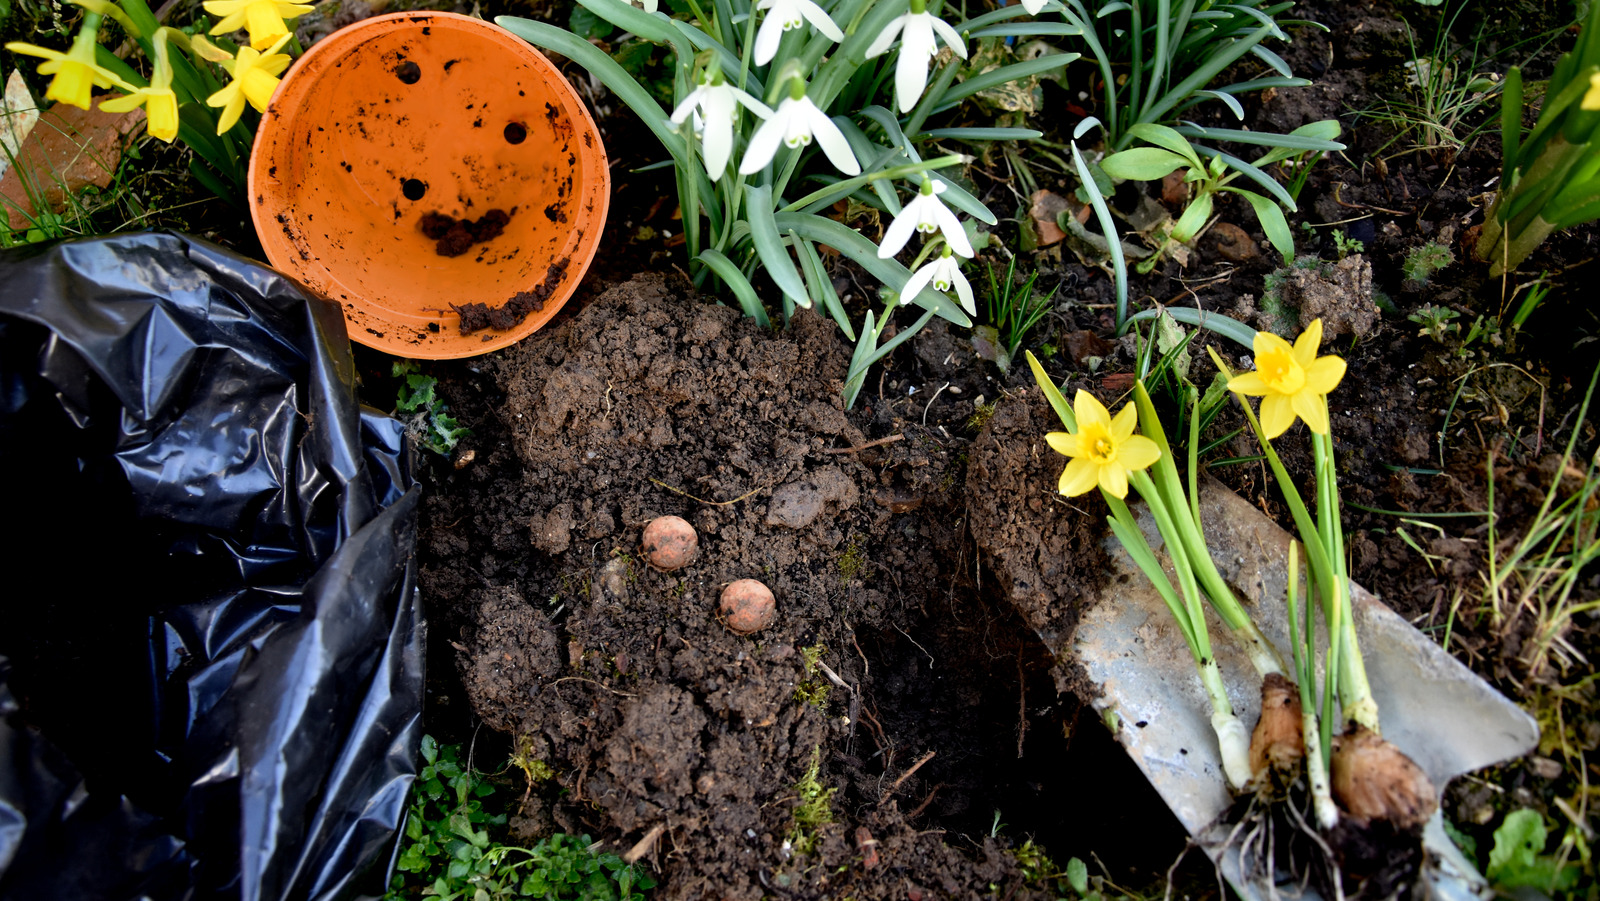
[[400, 0, 1600, 896]]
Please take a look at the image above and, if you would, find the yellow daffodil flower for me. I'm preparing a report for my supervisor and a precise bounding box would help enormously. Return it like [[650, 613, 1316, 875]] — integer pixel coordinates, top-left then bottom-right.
[[6, 15, 126, 110], [1046, 390, 1161, 499], [206, 33, 292, 134], [99, 28, 179, 142], [1227, 318, 1347, 439], [1583, 71, 1600, 111], [204, 0, 312, 50]]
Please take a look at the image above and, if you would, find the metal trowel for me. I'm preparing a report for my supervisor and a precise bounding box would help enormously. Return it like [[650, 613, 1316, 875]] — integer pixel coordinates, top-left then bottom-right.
[[1071, 477, 1538, 899]]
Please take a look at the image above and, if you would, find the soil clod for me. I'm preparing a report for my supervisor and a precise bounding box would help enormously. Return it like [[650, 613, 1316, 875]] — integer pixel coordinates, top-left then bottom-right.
[[420, 208, 512, 257]]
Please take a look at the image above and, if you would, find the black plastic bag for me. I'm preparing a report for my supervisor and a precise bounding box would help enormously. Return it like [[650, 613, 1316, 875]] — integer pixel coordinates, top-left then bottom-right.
[[0, 233, 423, 901]]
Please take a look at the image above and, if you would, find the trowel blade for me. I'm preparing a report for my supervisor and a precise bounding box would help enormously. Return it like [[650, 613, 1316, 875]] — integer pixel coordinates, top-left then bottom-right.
[[1072, 479, 1537, 900]]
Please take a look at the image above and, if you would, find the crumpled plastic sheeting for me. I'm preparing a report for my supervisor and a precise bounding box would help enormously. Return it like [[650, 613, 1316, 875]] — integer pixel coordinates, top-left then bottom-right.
[[0, 233, 424, 901]]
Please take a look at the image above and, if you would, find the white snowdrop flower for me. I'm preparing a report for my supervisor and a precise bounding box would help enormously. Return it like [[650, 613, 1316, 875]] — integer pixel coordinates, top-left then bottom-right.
[[877, 177, 974, 259], [900, 245, 974, 315], [739, 76, 860, 175], [623, 0, 658, 13], [865, 0, 967, 113], [1019, 0, 1048, 14], [670, 65, 773, 178], [753, 0, 843, 66]]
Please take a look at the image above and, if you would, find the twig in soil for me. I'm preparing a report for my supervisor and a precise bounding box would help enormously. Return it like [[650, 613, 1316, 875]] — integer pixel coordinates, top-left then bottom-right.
[[1015, 653, 1028, 759], [880, 750, 937, 804], [1333, 183, 1408, 216], [551, 676, 638, 697], [922, 383, 950, 427], [649, 478, 770, 505], [895, 624, 934, 668], [622, 823, 667, 864], [906, 783, 945, 819], [820, 434, 905, 454], [815, 660, 851, 690]]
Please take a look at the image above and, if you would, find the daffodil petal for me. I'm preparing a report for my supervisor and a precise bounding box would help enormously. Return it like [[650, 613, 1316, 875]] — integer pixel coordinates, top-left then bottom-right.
[[1292, 318, 1323, 368], [1117, 435, 1161, 472], [1259, 392, 1295, 440], [1253, 330, 1293, 363], [1228, 371, 1268, 396], [145, 90, 179, 141], [1291, 390, 1330, 435], [1045, 431, 1080, 457], [98, 91, 146, 113], [1073, 390, 1111, 431], [1099, 462, 1129, 499], [1059, 457, 1099, 497], [1109, 402, 1138, 442], [1303, 355, 1346, 395]]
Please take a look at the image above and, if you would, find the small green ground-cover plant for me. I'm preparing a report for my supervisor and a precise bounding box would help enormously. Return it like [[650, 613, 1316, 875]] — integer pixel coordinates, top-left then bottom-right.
[[387, 735, 654, 901], [393, 361, 470, 456]]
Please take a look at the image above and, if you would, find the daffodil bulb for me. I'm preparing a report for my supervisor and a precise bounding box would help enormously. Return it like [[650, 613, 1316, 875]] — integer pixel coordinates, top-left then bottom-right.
[[878, 178, 974, 259], [739, 77, 859, 176], [670, 67, 773, 178], [752, 0, 842, 66], [864, 0, 967, 113], [899, 246, 973, 315]]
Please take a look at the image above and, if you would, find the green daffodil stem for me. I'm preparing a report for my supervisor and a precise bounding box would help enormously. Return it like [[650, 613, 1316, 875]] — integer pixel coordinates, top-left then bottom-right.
[[1133, 381, 1287, 678], [1287, 542, 1339, 829], [1315, 429, 1379, 734]]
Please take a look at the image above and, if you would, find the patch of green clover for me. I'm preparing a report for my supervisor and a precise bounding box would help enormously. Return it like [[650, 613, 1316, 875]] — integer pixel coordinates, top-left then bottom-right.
[[385, 735, 655, 901], [393, 361, 471, 456], [1485, 808, 1583, 895]]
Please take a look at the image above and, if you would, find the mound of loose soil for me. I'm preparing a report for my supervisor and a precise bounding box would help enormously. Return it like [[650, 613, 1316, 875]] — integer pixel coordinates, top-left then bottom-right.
[[418, 274, 1108, 899]]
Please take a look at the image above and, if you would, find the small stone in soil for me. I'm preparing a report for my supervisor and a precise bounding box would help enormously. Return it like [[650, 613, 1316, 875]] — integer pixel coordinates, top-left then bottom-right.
[[720, 579, 776, 634], [642, 515, 698, 571], [418, 209, 512, 257], [452, 256, 570, 334]]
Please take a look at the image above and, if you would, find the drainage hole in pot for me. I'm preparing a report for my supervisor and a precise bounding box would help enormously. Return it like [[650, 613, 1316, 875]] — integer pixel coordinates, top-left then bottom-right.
[[395, 61, 421, 84], [402, 178, 427, 201], [504, 122, 528, 144]]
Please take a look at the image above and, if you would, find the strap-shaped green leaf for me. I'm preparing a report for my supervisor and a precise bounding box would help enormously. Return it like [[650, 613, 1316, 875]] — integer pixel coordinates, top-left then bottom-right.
[[746, 185, 810, 308], [795, 233, 855, 337], [1101, 147, 1191, 181], [938, 53, 1080, 107], [1224, 187, 1294, 259], [695, 249, 770, 327], [1125, 306, 1257, 351]]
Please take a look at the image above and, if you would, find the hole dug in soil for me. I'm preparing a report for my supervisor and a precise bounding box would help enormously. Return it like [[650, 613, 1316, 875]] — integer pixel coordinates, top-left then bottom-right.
[[417, 274, 1198, 899]]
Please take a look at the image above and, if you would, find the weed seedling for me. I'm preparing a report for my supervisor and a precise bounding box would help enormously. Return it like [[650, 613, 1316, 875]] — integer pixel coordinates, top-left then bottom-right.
[[785, 747, 835, 856], [1333, 229, 1365, 260], [1409, 303, 1461, 342], [393, 361, 470, 456], [1403, 241, 1455, 284], [387, 735, 654, 900]]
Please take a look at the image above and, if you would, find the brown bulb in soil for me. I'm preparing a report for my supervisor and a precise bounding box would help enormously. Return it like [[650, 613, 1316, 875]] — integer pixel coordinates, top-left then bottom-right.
[[1249, 673, 1305, 785], [720, 579, 775, 634], [1331, 724, 1438, 830], [641, 515, 698, 571]]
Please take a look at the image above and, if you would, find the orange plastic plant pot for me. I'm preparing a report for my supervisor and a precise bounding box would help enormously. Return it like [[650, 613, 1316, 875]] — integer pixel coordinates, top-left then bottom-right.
[[249, 11, 609, 358]]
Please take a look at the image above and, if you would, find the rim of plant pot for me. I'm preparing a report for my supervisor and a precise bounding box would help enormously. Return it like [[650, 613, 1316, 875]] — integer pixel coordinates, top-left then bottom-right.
[[249, 11, 609, 359]]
